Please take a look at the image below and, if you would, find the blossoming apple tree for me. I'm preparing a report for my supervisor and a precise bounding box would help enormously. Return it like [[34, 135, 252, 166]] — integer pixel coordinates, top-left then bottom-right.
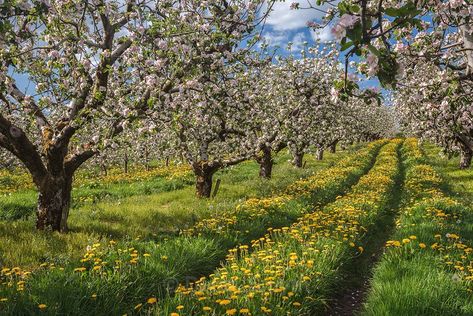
[[0, 0, 273, 231]]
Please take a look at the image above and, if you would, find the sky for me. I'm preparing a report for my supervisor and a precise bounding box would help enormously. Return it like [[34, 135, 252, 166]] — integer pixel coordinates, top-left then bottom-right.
[[261, 1, 335, 52], [260, 1, 381, 90]]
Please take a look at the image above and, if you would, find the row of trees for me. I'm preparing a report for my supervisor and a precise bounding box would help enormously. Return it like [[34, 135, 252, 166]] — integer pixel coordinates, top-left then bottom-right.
[[296, 0, 472, 168], [0, 0, 395, 233]]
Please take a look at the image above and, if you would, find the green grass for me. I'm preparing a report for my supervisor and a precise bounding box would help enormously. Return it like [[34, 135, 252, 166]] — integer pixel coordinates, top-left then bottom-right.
[[0, 144, 378, 315], [423, 143, 473, 205], [0, 150, 343, 268], [152, 140, 400, 316], [362, 140, 473, 316]]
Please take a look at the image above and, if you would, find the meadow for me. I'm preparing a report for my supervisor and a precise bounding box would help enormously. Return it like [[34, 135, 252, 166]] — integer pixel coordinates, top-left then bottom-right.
[[1, 140, 473, 316]]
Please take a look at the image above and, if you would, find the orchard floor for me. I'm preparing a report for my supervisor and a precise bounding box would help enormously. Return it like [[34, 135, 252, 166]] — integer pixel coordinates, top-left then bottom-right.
[[0, 149, 346, 268], [1, 141, 473, 316]]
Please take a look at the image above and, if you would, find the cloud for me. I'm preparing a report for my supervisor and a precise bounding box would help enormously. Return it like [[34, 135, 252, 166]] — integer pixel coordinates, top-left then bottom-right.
[[290, 32, 308, 51], [310, 25, 334, 43], [264, 1, 338, 31], [263, 31, 289, 48]]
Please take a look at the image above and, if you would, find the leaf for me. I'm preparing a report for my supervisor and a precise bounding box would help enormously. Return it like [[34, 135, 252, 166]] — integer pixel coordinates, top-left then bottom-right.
[[385, 8, 401, 17], [341, 41, 354, 51]]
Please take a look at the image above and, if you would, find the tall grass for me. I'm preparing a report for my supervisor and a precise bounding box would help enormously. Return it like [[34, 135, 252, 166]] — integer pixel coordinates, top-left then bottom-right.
[[362, 139, 473, 315]]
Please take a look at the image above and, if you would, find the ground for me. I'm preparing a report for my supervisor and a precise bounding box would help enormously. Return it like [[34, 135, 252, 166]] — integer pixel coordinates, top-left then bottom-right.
[[0, 140, 472, 316]]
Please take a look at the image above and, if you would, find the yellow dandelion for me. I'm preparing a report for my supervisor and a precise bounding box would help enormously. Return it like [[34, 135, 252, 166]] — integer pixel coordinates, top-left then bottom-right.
[[147, 297, 157, 304], [38, 304, 47, 310]]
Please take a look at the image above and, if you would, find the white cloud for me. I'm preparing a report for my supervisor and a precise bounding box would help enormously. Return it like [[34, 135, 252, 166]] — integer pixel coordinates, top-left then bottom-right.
[[290, 32, 308, 51], [264, 1, 337, 31], [263, 31, 289, 47], [310, 25, 334, 43]]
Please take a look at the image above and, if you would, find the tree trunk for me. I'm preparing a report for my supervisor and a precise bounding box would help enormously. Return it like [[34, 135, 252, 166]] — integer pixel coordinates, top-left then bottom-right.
[[460, 148, 472, 169], [193, 162, 219, 198], [36, 175, 72, 232], [292, 151, 303, 168], [329, 141, 338, 153], [257, 146, 273, 179], [124, 151, 128, 174], [316, 147, 324, 161], [101, 163, 108, 176]]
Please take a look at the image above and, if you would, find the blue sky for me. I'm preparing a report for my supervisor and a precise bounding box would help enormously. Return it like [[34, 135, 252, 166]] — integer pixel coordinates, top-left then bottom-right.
[[261, 1, 381, 90]]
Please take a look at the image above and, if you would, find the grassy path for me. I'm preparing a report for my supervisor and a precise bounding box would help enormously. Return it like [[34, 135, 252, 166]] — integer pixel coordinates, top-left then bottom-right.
[[361, 139, 473, 315], [324, 140, 406, 316]]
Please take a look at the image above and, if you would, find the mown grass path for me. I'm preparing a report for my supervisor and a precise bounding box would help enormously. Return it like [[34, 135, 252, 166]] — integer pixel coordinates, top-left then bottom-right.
[[324, 140, 406, 316], [326, 141, 405, 316]]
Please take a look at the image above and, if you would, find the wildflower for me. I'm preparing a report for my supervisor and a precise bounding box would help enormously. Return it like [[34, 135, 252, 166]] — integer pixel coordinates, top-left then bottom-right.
[[240, 308, 250, 314], [293, 302, 302, 307], [402, 238, 411, 244], [419, 243, 426, 249], [143, 253, 151, 257], [409, 235, 417, 240], [91, 294, 97, 299], [147, 297, 157, 304], [170, 313, 180, 316], [176, 305, 184, 310], [38, 304, 47, 310], [203, 306, 212, 311], [74, 267, 86, 272], [1, 298, 8, 302], [226, 309, 237, 315], [219, 299, 231, 305]]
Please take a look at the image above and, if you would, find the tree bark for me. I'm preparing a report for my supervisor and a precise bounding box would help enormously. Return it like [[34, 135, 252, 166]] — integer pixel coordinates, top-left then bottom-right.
[[316, 147, 324, 161], [329, 140, 338, 153], [36, 174, 73, 232], [460, 147, 472, 169], [257, 146, 273, 179], [124, 151, 129, 174], [193, 162, 219, 198], [292, 151, 303, 168]]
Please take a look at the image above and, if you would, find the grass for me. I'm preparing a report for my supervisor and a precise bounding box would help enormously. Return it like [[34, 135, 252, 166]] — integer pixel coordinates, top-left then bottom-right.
[[154, 140, 401, 316], [0, 143, 379, 315], [423, 143, 473, 206], [362, 139, 473, 316], [0, 149, 346, 268]]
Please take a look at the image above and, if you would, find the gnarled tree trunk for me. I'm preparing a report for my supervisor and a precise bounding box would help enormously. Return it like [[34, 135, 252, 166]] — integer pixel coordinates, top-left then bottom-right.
[[193, 162, 220, 198], [36, 174, 73, 232], [292, 151, 303, 168], [316, 147, 324, 161], [329, 140, 338, 153], [256, 146, 273, 179], [460, 147, 472, 169]]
